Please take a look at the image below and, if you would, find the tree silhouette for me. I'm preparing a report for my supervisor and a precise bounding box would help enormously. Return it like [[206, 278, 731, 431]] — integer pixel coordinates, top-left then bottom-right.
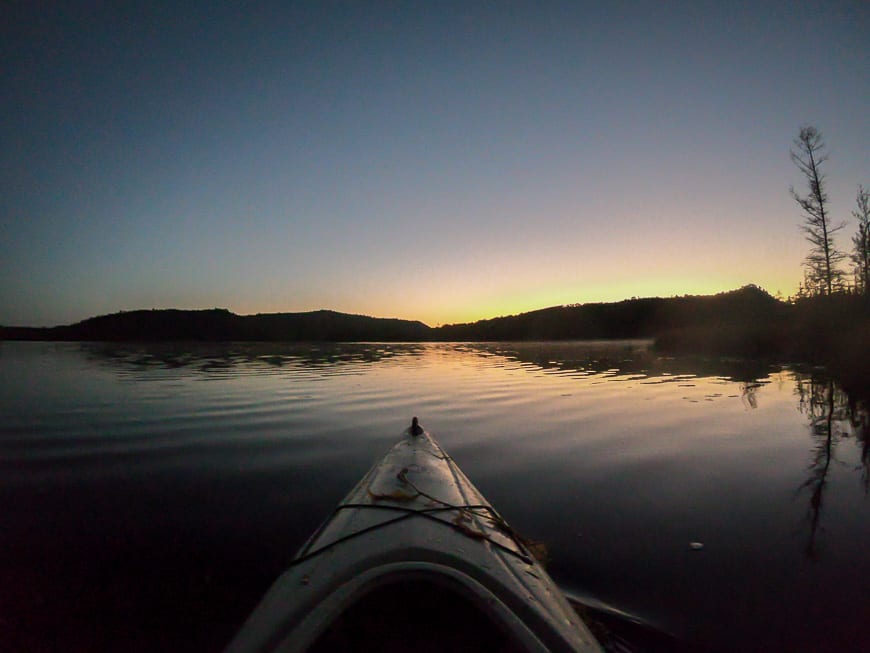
[[790, 126, 846, 295], [851, 185, 870, 296]]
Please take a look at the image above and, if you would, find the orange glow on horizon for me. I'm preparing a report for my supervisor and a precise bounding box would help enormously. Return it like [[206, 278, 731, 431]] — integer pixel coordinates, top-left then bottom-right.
[[227, 275, 798, 329]]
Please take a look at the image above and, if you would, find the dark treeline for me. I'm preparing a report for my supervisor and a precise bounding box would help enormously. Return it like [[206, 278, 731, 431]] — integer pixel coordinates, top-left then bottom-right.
[[435, 285, 870, 397], [433, 284, 788, 342], [0, 308, 431, 343], [0, 285, 781, 343], [654, 290, 870, 402], [1, 285, 864, 348]]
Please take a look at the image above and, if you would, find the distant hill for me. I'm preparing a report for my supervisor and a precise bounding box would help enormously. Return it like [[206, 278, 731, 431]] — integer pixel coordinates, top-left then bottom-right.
[[0, 308, 432, 342], [0, 286, 787, 343], [2, 287, 866, 366], [432, 284, 786, 342]]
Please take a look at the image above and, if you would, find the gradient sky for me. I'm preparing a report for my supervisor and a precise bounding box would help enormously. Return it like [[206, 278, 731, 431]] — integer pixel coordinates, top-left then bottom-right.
[[3, 1, 868, 327]]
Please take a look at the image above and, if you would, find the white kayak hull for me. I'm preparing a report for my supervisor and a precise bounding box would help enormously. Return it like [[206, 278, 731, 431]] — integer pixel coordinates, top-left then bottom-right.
[[225, 421, 602, 652]]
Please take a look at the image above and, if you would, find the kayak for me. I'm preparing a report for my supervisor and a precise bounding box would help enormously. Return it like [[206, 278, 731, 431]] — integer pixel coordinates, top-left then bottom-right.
[[225, 418, 603, 653]]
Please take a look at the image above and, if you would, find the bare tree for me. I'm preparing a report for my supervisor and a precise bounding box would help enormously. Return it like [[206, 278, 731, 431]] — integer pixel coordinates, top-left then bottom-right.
[[851, 185, 870, 296], [790, 126, 846, 295]]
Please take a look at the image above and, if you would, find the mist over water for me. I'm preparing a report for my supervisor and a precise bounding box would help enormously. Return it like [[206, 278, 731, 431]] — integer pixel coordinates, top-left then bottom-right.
[[1, 341, 868, 652]]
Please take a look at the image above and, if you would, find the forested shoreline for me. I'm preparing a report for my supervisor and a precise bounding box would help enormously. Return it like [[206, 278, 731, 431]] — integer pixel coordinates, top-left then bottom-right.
[[3, 285, 867, 396]]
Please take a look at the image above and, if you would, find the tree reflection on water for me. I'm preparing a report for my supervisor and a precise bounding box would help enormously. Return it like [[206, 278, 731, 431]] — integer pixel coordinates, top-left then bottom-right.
[[740, 381, 762, 409], [795, 373, 869, 558]]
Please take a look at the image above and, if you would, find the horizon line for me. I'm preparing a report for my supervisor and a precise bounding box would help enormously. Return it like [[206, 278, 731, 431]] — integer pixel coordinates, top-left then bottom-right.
[[4, 284, 778, 330]]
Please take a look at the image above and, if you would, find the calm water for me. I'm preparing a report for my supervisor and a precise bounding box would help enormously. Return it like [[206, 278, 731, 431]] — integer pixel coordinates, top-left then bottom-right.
[[1, 341, 868, 652]]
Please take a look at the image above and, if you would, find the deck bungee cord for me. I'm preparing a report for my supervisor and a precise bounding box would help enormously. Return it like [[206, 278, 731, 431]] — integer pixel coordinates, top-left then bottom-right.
[[292, 501, 535, 568], [290, 419, 541, 569]]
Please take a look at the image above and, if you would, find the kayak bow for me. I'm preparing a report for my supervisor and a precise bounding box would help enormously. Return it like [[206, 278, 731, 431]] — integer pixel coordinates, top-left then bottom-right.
[[225, 418, 602, 652]]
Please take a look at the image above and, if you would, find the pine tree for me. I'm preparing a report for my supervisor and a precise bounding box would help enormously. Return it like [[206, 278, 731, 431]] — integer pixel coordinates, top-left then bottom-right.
[[851, 185, 870, 295], [789, 126, 846, 295]]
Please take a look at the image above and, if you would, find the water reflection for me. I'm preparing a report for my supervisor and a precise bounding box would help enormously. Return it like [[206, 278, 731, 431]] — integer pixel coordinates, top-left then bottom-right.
[[79, 341, 430, 378], [469, 340, 780, 385], [78, 339, 793, 388], [15, 341, 870, 534], [74, 341, 870, 514], [795, 372, 869, 558], [741, 381, 762, 409], [3, 341, 870, 652]]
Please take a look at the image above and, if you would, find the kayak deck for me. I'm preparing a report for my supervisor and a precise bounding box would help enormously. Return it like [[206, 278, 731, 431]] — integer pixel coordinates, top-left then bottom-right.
[[225, 420, 602, 653]]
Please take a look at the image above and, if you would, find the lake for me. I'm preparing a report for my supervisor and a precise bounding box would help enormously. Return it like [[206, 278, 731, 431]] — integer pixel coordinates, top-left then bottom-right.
[[1, 341, 868, 652]]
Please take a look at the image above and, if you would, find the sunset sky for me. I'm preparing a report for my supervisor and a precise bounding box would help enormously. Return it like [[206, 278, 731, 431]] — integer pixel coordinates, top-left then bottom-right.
[[3, 1, 868, 327]]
